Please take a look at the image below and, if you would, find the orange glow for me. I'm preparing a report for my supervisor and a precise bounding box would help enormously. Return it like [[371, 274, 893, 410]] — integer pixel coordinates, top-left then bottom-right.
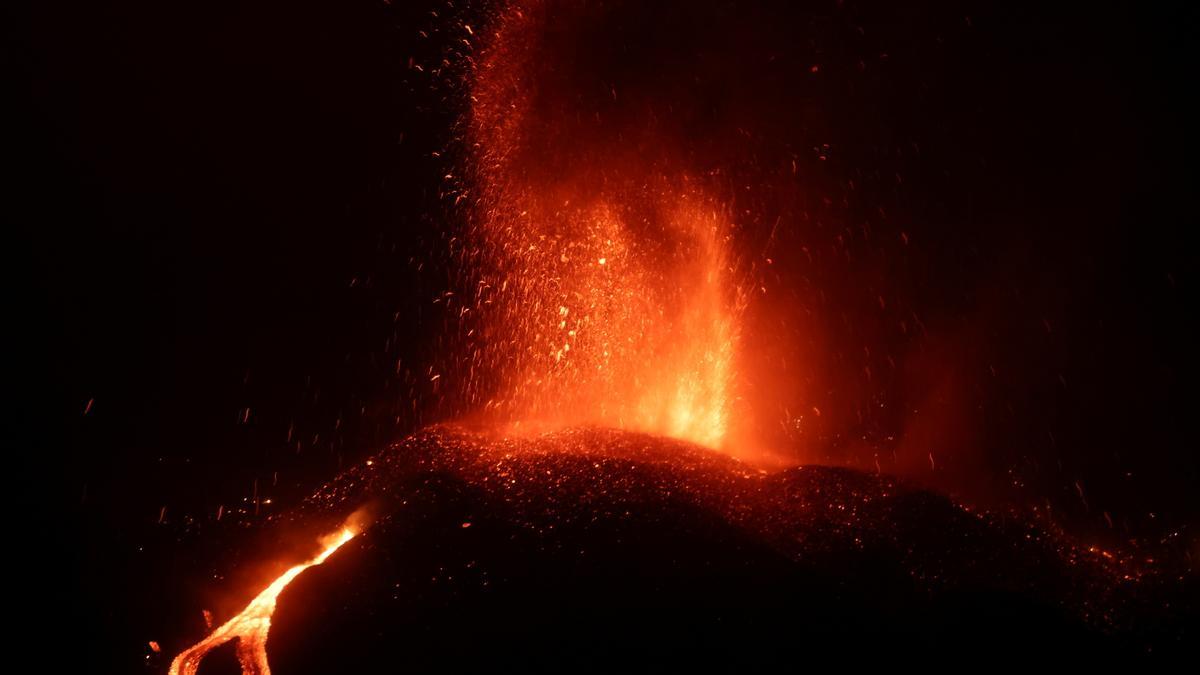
[[460, 3, 745, 452], [167, 527, 355, 675]]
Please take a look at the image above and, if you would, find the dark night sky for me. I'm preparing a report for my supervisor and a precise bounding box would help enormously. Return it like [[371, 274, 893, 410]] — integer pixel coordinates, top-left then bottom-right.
[[9, 0, 1198, 668]]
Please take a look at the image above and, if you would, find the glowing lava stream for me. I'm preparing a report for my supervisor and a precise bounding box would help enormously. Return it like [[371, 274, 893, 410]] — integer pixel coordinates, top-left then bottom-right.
[[168, 527, 356, 675]]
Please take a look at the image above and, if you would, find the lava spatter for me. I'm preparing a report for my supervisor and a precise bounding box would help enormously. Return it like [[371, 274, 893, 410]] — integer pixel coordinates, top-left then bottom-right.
[[456, 0, 746, 451]]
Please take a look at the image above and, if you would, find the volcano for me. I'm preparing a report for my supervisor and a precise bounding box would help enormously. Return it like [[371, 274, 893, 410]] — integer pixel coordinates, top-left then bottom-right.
[[175, 426, 1186, 673]]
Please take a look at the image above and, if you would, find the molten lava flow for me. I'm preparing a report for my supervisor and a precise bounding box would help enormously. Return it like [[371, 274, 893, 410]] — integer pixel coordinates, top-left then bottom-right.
[[168, 527, 356, 675], [458, 1, 746, 451]]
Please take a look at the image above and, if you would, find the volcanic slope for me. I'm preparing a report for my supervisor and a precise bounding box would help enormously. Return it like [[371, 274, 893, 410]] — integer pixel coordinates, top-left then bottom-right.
[[240, 426, 1188, 671]]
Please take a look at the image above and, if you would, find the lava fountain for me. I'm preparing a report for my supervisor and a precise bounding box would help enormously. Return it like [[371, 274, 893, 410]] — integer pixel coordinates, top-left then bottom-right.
[[455, 1, 748, 451], [167, 527, 356, 675]]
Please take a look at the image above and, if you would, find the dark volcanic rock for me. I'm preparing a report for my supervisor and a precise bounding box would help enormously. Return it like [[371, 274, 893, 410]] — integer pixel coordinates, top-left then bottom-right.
[[264, 427, 1181, 670]]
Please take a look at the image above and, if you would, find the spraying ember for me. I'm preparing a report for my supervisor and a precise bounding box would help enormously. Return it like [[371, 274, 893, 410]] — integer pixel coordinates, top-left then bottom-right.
[[456, 1, 746, 451], [167, 527, 356, 675]]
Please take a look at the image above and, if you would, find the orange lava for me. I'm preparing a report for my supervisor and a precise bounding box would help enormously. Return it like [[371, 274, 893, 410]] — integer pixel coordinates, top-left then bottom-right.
[[167, 527, 355, 675], [458, 1, 746, 451]]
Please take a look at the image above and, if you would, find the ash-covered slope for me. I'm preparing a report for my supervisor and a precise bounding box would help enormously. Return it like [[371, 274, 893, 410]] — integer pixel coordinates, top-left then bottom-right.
[[253, 426, 1180, 670]]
